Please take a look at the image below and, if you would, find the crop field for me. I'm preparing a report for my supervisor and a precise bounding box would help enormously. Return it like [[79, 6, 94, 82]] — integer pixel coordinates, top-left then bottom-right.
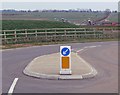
[[2, 20, 80, 30], [1, 20, 119, 30]]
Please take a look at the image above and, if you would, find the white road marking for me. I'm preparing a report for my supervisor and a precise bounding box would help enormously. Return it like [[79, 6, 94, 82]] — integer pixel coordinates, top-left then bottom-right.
[[87, 46, 97, 48], [8, 78, 19, 94], [76, 45, 102, 53], [84, 45, 101, 49], [111, 44, 118, 46], [75, 45, 101, 75], [96, 45, 101, 47], [76, 49, 84, 53], [75, 53, 97, 76], [84, 46, 96, 49]]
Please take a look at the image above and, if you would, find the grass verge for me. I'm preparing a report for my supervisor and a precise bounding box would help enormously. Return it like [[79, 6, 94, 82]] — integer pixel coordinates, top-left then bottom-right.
[[2, 38, 118, 49]]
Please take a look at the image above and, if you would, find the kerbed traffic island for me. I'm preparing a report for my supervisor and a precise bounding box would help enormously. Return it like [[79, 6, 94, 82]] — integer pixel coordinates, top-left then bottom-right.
[[23, 51, 97, 80]]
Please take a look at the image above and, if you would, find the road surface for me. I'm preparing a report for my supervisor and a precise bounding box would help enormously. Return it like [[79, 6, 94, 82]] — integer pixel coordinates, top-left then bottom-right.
[[2, 41, 118, 93]]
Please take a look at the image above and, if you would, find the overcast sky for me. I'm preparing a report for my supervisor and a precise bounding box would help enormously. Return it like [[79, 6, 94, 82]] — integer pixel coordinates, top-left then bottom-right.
[[2, 2, 119, 11]]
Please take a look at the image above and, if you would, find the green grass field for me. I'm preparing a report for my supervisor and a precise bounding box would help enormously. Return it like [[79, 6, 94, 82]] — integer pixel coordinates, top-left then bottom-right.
[[2, 20, 119, 30], [2, 20, 80, 30]]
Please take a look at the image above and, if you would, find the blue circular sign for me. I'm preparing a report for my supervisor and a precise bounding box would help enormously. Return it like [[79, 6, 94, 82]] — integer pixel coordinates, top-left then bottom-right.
[[61, 47, 70, 56]]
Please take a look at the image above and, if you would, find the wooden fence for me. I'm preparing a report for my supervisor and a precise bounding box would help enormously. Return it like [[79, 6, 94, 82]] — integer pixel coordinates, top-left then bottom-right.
[[1, 28, 118, 44]]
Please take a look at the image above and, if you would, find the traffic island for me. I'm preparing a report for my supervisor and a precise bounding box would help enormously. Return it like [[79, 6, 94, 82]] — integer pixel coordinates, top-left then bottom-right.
[[23, 52, 97, 80]]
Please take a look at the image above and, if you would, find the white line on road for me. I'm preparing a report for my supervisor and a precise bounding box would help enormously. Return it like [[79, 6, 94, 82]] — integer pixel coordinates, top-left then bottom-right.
[[75, 53, 97, 77], [8, 78, 19, 94], [84, 45, 101, 49], [76, 49, 84, 53], [96, 45, 101, 47], [76, 45, 102, 53], [87, 46, 97, 48], [111, 44, 118, 46]]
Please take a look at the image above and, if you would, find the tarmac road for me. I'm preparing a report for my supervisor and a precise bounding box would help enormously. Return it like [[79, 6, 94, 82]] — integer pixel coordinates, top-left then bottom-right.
[[2, 41, 118, 93]]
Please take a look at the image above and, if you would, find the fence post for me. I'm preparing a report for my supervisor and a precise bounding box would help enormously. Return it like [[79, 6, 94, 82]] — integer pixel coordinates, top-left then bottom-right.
[[45, 29, 47, 42], [3, 30, 6, 44], [14, 29, 17, 42], [0, 30, 2, 44], [93, 28, 96, 39], [4, 30, 6, 39], [4, 30, 7, 44], [54, 29, 56, 42], [74, 28, 77, 39], [64, 29, 67, 41], [35, 29, 38, 38], [84, 29, 87, 39], [25, 29, 27, 38]]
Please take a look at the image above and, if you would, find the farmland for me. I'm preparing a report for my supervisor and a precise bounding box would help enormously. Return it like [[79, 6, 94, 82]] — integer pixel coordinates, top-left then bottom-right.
[[1, 11, 118, 30], [1, 11, 119, 47], [2, 11, 118, 23], [2, 20, 80, 30]]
